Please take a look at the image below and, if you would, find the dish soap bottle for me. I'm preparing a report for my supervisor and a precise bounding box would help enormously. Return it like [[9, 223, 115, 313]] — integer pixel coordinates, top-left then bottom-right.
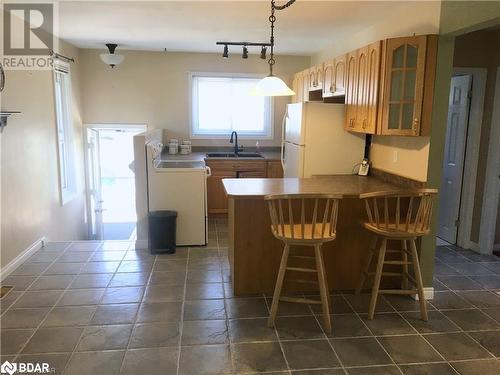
[[255, 141, 261, 153]]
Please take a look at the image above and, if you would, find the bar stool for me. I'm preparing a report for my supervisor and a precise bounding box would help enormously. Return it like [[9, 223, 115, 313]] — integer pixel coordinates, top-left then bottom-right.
[[265, 193, 341, 333], [355, 189, 438, 320]]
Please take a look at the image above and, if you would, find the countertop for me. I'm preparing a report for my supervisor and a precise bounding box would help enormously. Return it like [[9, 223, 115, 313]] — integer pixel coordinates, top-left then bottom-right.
[[222, 175, 402, 198], [160, 149, 281, 162]]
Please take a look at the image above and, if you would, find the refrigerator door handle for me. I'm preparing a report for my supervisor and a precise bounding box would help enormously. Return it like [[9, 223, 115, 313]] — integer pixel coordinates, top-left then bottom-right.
[[281, 109, 288, 172]]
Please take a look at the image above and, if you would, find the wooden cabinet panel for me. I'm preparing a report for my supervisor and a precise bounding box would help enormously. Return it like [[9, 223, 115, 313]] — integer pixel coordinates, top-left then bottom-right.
[[267, 161, 283, 178], [333, 55, 346, 96], [207, 170, 236, 214], [344, 51, 358, 131], [308, 64, 324, 91], [380, 35, 428, 136], [322, 60, 335, 98]]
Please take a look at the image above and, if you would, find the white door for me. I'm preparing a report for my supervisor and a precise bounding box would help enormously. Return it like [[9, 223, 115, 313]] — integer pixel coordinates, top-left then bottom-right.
[[85, 128, 104, 240], [285, 103, 305, 145], [438, 75, 472, 243], [283, 142, 305, 178]]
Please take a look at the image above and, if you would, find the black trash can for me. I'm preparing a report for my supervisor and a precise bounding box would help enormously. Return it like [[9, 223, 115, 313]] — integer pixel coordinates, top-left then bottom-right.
[[148, 210, 177, 254]]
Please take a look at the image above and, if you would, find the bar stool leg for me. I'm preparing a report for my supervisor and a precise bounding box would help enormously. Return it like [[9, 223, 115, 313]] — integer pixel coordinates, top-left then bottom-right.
[[355, 235, 378, 295], [409, 239, 428, 321], [368, 238, 387, 320], [268, 244, 290, 328], [401, 240, 409, 290], [315, 244, 331, 333]]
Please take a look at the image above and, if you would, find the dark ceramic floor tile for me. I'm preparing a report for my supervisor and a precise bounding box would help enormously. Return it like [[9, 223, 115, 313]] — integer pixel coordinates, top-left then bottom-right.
[[442, 309, 500, 330], [129, 322, 180, 348], [469, 330, 500, 357], [99, 241, 131, 251], [1, 308, 50, 328], [187, 270, 222, 283], [470, 275, 500, 289], [69, 274, 113, 289], [101, 286, 144, 304], [275, 316, 324, 340], [342, 294, 394, 314], [66, 242, 102, 252], [294, 370, 344, 375], [64, 350, 125, 375], [434, 261, 462, 276], [455, 291, 500, 309], [430, 291, 473, 310], [383, 295, 434, 312], [400, 362, 458, 375], [28, 275, 75, 290], [330, 337, 392, 367], [23, 327, 83, 353], [41, 242, 71, 252], [361, 313, 416, 335], [282, 339, 340, 370], [402, 310, 460, 333], [91, 303, 139, 325], [58, 289, 105, 306], [80, 261, 120, 274], [121, 347, 178, 375], [0, 291, 23, 311], [310, 295, 354, 314], [346, 366, 401, 375], [57, 252, 94, 263], [437, 275, 484, 291], [27, 251, 61, 263], [326, 314, 371, 338], [377, 335, 442, 364], [11, 262, 51, 276], [179, 344, 233, 375], [450, 359, 500, 375], [229, 317, 278, 343], [44, 262, 84, 275], [181, 319, 228, 345], [90, 251, 126, 262], [0, 329, 34, 354], [117, 261, 154, 273], [136, 302, 183, 323], [124, 249, 155, 260], [149, 271, 186, 286], [185, 282, 224, 300], [232, 341, 289, 373], [13, 290, 64, 308], [1, 276, 36, 291], [184, 299, 226, 320], [482, 307, 500, 322], [153, 259, 187, 272], [451, 262, 494, 276], [423, 332, 493, 360], [265, 297, 313, 316], [142, 285, 184, 302], [77, 324, 132, 351], [42, 306, 96, 327], [109, 272, 149, 287], [225, 297, 269, 318]]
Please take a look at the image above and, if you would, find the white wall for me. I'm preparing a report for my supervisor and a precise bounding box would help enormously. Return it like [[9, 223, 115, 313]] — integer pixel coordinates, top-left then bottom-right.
[[311, 1, 441, 182], [80, 50, 310, 147], [1, 40, 87, 269]]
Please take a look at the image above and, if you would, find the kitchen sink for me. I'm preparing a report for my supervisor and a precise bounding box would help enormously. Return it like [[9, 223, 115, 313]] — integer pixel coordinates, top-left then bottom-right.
[[205, 152, 264, 158]]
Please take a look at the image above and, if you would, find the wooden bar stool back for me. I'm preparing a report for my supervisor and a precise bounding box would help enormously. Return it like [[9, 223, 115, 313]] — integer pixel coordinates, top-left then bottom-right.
[[356, 189, 438, 320], [265, 193, 341, 333]]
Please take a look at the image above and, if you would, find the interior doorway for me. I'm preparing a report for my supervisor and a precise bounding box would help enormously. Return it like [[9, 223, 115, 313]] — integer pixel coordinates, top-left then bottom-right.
[[84, 124, 146, 240]]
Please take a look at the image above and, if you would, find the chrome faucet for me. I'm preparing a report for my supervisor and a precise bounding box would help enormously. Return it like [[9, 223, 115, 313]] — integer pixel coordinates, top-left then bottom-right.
[[229, 131, 239, 155]]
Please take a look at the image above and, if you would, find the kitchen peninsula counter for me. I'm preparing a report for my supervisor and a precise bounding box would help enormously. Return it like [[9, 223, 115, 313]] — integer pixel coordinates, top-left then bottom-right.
[[223, 175, 415, 296]]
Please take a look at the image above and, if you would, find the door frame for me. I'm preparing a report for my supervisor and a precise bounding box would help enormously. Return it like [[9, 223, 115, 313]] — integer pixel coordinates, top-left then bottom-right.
[[452, 68, 487, 251], [479, 67, 500, 254], [83, 123, 147, 240]]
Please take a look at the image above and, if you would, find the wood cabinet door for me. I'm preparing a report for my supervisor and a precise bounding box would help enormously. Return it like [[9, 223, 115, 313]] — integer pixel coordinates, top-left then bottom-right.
[[322, 60, 335, 98], [266, 161, 284, 178], [207, 170, 236, 214], [315, 64, 324, 91], [333, 55, 346, 96], [355, 46, 369, 132], [308, 68, 317, 91], [381, 36, 427, 136], [364, 41, 382, 134], [344, 51, 358, 131], [302, 70, 310, 102]]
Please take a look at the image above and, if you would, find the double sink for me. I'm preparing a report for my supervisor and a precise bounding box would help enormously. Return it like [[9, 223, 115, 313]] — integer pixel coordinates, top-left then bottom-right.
[[206, 152, 264, 158]]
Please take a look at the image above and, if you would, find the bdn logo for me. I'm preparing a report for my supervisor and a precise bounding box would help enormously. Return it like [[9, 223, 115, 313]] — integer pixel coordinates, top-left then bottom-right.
[[3, 2, 54, 56]]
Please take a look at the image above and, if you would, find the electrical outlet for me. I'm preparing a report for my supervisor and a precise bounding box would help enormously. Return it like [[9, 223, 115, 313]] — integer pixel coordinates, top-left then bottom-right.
[[393, 150, 398, 163]]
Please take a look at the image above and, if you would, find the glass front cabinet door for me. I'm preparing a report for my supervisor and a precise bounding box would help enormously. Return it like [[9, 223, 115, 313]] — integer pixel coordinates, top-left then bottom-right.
[[381, 36, 428, 136]]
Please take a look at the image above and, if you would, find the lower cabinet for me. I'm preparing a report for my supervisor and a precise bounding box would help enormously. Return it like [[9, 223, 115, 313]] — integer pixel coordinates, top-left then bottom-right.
[[267, 160, 284, 178]]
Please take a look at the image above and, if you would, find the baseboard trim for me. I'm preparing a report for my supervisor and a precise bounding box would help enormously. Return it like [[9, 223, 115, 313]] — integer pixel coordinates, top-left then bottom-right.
[[411, 287, 434, 300], [1, 237, 46, 281]]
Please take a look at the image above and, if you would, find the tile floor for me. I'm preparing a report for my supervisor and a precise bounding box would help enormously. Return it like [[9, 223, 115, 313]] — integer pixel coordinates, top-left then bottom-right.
[[1, 217, 500, 374]]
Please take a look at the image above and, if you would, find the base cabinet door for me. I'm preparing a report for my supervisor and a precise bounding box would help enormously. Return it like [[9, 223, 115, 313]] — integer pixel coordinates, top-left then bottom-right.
[[267, 161, 284, 178], [207, 170, 236, 214]]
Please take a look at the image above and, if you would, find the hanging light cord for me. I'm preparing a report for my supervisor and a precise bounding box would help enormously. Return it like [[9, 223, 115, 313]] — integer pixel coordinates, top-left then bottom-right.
[[268, 0, 296, 76]]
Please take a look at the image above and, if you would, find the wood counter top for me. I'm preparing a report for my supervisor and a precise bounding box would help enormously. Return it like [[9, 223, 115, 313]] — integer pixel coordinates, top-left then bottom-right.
[[223, 175, 401, 199]]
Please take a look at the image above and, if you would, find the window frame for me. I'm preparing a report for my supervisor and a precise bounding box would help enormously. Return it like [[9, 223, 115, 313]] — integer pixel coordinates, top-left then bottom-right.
[[53, 60, 77, 206], [189, 72, 274, 140]]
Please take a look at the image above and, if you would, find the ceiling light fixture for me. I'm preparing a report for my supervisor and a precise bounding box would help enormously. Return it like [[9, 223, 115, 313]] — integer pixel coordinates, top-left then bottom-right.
[[100, 43, 125, 68], [252, 0, 296, 96], [222, 44, 229, 58], [260, 46, 267, 60], [242, 46, 249, 59]]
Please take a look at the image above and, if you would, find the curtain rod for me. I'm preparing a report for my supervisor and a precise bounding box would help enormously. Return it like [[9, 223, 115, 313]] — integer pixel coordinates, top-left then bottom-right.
[[49, 50, 75, 63]]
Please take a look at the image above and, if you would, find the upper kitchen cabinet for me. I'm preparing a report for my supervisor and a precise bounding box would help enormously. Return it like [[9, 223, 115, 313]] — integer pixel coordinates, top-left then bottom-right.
[[308, 64, 324, 91], [291, 69, 310, 103], [380, 35, 437, 136], [322, 55, 346, 98]]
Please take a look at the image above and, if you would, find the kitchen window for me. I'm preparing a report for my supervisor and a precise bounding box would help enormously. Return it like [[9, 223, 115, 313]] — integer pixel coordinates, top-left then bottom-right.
[[53, 61, 77, 205], [191, 74, 273, 138]]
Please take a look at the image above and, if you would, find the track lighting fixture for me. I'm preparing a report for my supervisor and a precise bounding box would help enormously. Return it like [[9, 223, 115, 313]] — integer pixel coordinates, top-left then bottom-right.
[[242, 46, 248, 59], [260, 46, 267, 60], [222, 45, 229, 59]]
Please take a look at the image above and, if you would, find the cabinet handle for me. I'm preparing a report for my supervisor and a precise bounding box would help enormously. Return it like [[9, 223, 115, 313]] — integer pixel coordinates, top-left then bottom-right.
[[362, 119, 367, 129], [413, 118, 419, 134], [330, 84, 335, 93], [349, 118, 355, 127]]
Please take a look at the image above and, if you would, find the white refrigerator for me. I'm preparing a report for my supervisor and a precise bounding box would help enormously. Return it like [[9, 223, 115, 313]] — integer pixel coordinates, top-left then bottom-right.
[[281, 102, 366, 178]]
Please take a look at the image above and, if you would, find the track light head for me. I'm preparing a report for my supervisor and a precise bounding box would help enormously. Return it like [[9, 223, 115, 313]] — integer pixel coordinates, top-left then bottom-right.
[[242, 46, 248, 59], [222, 45, 229, 59], [260, 46, 267, 59]]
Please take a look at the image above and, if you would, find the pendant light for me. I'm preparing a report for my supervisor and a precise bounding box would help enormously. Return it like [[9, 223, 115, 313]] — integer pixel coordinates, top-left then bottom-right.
[[252, 0, 296, 97], [100, 43, 125, 68]]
